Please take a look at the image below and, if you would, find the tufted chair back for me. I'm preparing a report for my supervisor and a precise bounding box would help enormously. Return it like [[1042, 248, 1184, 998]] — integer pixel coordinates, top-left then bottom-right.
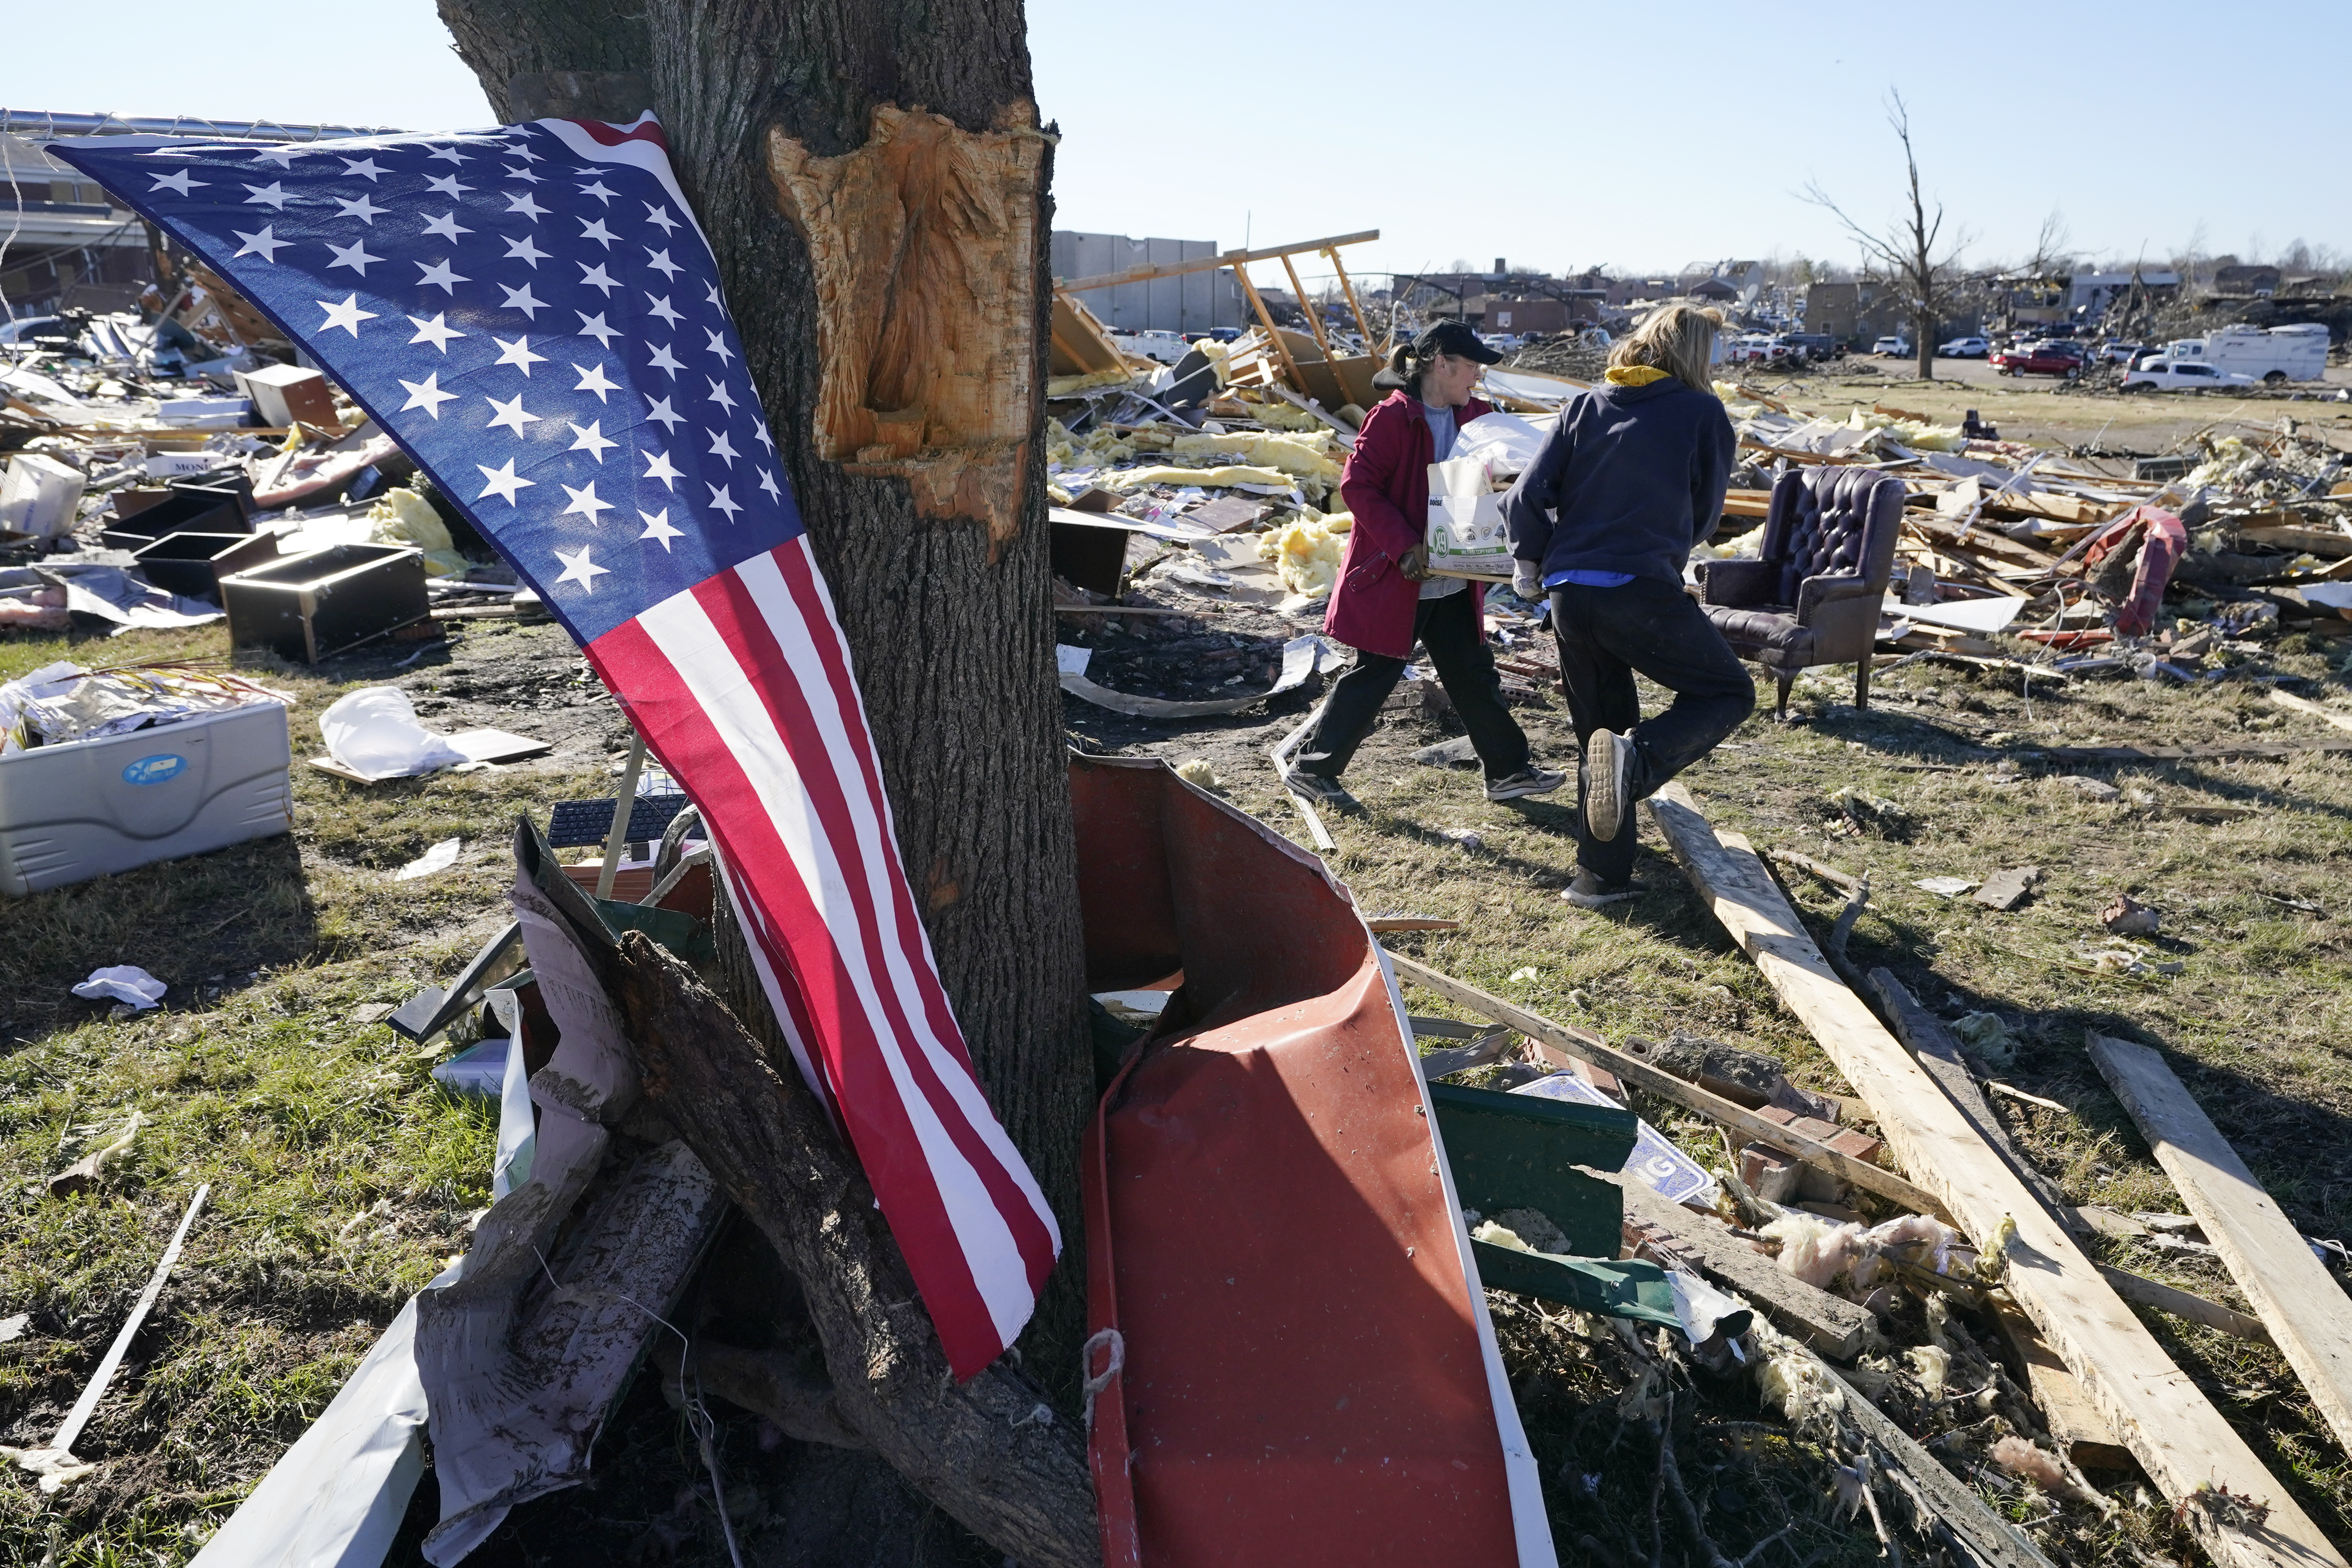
[[1763, 466, 1903, 605]]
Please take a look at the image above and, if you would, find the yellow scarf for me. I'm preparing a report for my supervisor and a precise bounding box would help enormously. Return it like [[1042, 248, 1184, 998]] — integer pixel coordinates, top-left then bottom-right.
[[1604, 364, 1671, 387]]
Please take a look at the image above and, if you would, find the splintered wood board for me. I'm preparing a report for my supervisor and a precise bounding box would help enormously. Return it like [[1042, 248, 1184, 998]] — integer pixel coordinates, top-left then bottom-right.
[[2088, 1033, 2352, 1461], [1645, 782, 2344, 1568]]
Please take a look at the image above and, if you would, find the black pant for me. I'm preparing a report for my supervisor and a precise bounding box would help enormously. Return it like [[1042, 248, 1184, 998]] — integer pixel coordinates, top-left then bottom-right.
[[1551, 579, 1755, 883], [1296, 588, 1532, 783]]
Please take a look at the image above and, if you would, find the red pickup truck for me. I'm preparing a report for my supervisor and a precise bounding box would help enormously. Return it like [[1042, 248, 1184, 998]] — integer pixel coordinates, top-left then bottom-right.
[[1990, 342, 2085, 378]]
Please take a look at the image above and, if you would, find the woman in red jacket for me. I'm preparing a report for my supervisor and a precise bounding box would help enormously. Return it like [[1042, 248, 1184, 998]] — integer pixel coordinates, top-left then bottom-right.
[[1284, 321, 1563, 807]]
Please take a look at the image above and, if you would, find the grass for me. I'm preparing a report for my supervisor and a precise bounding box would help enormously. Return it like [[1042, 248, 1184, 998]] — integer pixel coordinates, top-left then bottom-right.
[[5, 551, 2352, 1560], [0, 620, 611, 1562]]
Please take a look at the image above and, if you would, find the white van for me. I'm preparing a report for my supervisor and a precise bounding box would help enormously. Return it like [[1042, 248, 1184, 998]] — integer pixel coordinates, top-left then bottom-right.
[[2161, 324, 2329, 385]]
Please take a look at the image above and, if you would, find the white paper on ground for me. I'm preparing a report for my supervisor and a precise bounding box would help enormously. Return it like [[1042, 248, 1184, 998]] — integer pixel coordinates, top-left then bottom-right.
[[71, 965, 166, 1010], [1055, 644, 1091, 677], [1884, 593, 2024, 633], [393, 838, 461, 881], [1915, 876, 1978, 897], [320, 688, 470, 781], [1512, 1071, 1719, 1209]]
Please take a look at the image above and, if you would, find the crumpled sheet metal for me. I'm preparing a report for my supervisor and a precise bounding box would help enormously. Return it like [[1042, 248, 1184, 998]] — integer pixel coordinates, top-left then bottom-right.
[[1074, 755, 1554, 1568]]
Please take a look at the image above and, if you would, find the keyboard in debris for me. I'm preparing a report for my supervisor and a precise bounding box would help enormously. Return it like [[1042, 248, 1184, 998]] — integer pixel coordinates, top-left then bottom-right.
[[546, 794, 691, 849]]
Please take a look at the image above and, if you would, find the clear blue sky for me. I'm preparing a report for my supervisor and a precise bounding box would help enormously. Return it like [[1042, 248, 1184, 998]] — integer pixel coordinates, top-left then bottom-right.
[[11, 0, 2342, 289]]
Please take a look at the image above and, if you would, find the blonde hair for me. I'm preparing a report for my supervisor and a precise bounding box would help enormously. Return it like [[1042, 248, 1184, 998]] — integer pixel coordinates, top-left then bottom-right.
[[1609, 303, 1724, 393]]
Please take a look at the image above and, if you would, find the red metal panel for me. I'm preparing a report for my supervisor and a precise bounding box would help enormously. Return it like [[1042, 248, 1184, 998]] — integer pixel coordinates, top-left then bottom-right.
[[1075, 757, 1526, 1568]]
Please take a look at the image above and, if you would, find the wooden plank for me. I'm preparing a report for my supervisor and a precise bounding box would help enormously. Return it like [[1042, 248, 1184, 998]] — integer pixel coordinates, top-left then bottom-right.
[[2099, 1263, 2274, 1347], [1056, 229, 1379, 294], [1383, 953, 1948, 1217], [1993, 1304, 2134, 1470], [1643, 782, 2343, 1568], [1321, 246, 1377, 356], [2087, 1033, 2352, 1459], [2270, 688, 2352, 734], [1279, 252, 1336, 363], [1599, 1165, 1879, 1359]]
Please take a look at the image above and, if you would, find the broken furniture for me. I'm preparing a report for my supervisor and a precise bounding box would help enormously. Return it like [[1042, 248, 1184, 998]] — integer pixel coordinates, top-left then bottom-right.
[[100, 475, 252, 550], [130, 530, 276, 599], [220, 542, 430, 662], [234, 363, 340, 432], [1695, 465, 1904, 715]]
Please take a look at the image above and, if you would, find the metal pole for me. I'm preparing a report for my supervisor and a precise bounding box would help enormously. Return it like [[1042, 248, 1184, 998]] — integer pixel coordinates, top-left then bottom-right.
[[596, 730, 647, 899]]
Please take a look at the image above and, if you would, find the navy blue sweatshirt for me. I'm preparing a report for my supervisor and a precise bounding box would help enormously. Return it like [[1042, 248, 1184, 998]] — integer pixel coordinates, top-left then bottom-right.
[[1499, 377, 1737, 587]]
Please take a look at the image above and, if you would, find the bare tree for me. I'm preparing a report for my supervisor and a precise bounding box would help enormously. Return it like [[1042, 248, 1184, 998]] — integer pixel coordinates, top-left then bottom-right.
[[2025, 209, 2073, 277], [1802, 91, 1967, 380]]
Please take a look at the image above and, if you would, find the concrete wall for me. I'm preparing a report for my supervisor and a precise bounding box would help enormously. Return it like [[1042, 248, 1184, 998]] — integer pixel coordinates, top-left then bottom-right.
[[1051, 231, 1245, 334]]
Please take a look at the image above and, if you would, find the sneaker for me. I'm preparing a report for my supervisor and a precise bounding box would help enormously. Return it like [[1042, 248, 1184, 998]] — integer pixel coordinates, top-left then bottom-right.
[[1484, 765, 1566, 802], [1582, 728, 1633, 842], [1281, 768, 1358, 811], [1562, 871, 1644, 909]]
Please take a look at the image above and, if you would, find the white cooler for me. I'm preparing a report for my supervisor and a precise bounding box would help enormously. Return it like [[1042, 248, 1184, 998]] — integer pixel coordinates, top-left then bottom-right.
[[0, 702, 293, 897]]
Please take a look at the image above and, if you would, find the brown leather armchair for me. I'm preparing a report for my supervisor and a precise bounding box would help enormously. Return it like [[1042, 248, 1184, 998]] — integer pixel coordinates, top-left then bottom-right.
[[1692, 465, 1904, 717]]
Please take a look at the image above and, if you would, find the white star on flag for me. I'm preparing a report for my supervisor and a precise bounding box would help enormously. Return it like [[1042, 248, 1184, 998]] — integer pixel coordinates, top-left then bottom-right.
[[579, 218, 617, 247], [335, 193, 387, 224], [401, 372, 459, 419], [704, 328, 736, 365], [425, 172, 472, 199], [572, 362, 619, 401], [485, 393, 541, 436], [423, 211, 471, 242], [578, 179, 617, 203], [232, 225, 287, 262], [417, 258, 467, 291], [753, 419, 775, 452], [637, 507, 683, 549], [243, 181, 289, 209], [493, 334, 548, 376], [326, 240, 381, 275], [424, 145, 470, 165], [505, 163, 541, 184], [646, 247, 682, 280], [757, 468, 781, 500], [641, 449, 681, 490], [708, 483, 741, 521], [408, 312, 465, 352], [500, 283, 548, 318], [505, 235, 551, 267], [644, 394, 683, 429], [647, 343, 685, 376], [506, 192, 548, 220], [579, 263, 619, 295], [250, 144, 310, 168], [151, 169, 203, 195], [475, 457, 533, 504], [705, 377, 738, 413], [708, 429, 739, 466], [561, 482, 614, 524], [647, 294, 683, 327], [645, 202, 679, 234], [553, 545, 608, 590], [317, 294, 376, 336], [577, 311, 621, 348], [339, 156, 388, 181], [568, 421, 617, 461]]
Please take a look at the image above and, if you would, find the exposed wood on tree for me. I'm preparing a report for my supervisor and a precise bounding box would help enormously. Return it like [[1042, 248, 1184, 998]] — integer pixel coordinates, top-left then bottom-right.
[[611, 928, 1098, 1568], [1644, 782, 2346, 1568], [768, 102, 1050, 546], [2088, 1033, 2352, 1459]]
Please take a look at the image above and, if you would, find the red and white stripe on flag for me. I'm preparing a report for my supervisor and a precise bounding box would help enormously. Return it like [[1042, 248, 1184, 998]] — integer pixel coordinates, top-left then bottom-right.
[[589, 536, 1060, 1376]]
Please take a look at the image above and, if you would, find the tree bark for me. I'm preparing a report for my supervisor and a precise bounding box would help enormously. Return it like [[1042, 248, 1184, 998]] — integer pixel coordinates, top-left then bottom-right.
[[434, 0, 1093, 1360]]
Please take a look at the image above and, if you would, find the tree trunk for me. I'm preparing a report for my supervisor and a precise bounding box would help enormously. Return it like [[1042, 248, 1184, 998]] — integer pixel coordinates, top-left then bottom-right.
[[434, 0, 1093, 1339]]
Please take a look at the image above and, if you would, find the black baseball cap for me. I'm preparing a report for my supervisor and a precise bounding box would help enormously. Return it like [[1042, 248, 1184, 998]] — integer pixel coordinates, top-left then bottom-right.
[[1414, 320, 1505, 364]]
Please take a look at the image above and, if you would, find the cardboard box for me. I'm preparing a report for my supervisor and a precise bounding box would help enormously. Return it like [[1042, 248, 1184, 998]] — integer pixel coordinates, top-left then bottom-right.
[[235, 363, 339, 430], [0, 701, 292, 897]]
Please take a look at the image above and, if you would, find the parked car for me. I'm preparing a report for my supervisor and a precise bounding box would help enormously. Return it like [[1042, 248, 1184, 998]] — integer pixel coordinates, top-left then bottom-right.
[[1991, 341, 2085, 378], [2120, 359, 2259, 393], [2092, 340, 2147, 366], [1785, 332, 1839, 360], [1937, 335, 1991, 358], [1478, 333, 1523, 352], [1871, 336, 1912, 357]]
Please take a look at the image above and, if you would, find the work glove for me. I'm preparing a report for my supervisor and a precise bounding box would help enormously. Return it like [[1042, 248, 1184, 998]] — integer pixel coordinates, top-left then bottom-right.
[[1512, 560, 1543, 600], [1399, 543, 1432, 582]]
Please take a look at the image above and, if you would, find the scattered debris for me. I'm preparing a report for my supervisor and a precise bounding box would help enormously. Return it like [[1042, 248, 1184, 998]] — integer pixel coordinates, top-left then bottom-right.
[[2100, 894, 2162, 935], [1973, 865, 2042, 911], [392, 837, 461, 882], [46, 1109, 145, 1197], [69, 964, 165, 1011]]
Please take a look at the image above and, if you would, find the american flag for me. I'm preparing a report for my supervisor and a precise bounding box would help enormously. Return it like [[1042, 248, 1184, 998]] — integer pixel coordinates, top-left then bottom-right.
[[53, 116, 1059, 1378]]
